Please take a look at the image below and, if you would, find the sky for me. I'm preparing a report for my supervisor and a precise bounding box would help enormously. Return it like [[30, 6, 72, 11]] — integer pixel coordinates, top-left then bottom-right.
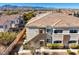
[[0, 3, 79, 9]]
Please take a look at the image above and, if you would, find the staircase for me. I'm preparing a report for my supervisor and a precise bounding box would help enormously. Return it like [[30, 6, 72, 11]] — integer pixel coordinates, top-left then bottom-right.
[[27, 33, 47, 48]]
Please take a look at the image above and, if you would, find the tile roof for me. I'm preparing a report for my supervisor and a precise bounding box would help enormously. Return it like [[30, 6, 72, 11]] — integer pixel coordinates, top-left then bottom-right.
[[0, 14, 19, 25], [26, 12, 79, 28]]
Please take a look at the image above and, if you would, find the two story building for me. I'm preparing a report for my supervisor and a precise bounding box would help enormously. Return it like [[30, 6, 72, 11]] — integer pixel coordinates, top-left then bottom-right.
[[0, 14, 24, 32], [24, 12, 79, 48]]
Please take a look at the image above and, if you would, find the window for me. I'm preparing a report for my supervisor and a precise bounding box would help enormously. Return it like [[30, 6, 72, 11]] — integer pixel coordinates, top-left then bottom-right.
[[11, 21, 15, 23], [5, 25, 7, 28], [47, 29, 52, 34], [39, 30, 43, 33], [47, 29, 52, 32], [54, 30, 63, 33], [70, 30, 78, 33], [54, 40, 62, 43], [47, 39, 52, 43], [0, 25, 3, 28], [68, 40, 76, 43]]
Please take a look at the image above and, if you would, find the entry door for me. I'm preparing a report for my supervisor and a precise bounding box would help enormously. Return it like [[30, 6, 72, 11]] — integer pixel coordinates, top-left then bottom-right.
[[39, 29, 43, 34], [40, 40, 45, 47], [63, 35, 70, 48]]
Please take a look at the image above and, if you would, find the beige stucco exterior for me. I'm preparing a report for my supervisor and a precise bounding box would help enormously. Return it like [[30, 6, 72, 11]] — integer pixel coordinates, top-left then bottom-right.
[[25, 27, 79, 45]]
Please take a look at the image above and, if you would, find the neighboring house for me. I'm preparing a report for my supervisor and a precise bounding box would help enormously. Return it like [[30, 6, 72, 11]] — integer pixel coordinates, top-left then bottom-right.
[[0, 17, 10, 32], [0, 14, 24, 32], [24, 12, 79, 48]]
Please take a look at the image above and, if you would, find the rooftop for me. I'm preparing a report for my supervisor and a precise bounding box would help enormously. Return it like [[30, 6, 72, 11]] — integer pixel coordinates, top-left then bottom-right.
[[0, 14, 20, 25], [26, 12, 79, 28]]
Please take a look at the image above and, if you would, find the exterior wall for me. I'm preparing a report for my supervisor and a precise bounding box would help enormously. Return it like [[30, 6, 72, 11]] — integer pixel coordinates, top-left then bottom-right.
[[10, 17, 24, 28], [25, 26, 79, 45], [0, 28, 4, 32], [52, 28, 79, 44], [26, 27, 39, 42], [4, 22, 11, 32], [52, 34, 63, 43], [70, 34, 79, 44], [0, 22, 10, 32]]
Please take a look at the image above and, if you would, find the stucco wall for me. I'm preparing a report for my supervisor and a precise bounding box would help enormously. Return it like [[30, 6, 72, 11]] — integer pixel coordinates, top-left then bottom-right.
[[0, 22, 10, 32], [25, 27, 79, 44], [0, 28, 4, 32], [26, 28, 39, 42], [70, 34, 79, 40], [53, 34, 63, 41]]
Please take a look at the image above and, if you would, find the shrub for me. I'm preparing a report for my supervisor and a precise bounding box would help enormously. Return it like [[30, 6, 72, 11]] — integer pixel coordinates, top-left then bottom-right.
[[0, 32, 17, 45], [23, 44, 29, 50], [58, 43, 64, 49], [77, 45, 79, 49], [67, 49, 71, 53], [23, 11, 36, 23], [69, 43, 78, 49], [77, 49, 79, 54], [52, 44, 58, 49], [30, 47, 36, 55], [52, 43, 64, 49], [67, 49, 76, 55], [47, 43, 52, 49], [47, 43, 64, 49]]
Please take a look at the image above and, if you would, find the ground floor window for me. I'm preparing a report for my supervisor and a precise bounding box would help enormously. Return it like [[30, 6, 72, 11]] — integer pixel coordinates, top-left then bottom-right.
[[47, 39, 52, 43], [68, 40, 77, 43], [54, 40, 62, 43], [0, 25, 3, 28]]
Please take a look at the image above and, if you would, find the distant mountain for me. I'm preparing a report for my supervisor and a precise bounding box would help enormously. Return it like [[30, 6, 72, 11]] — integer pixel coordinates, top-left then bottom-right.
[[1, 4, 18, 8], [0, 4, 56, 10]]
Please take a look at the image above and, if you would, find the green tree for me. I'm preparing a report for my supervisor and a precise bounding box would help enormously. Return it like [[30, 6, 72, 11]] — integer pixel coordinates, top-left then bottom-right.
[[0, 32, 17, 45], [23, 11, 36, 23]]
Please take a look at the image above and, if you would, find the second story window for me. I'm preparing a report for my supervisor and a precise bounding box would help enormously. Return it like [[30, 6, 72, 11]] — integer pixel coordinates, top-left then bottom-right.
[[11, 21, 15, 24], [5, 25, 7, 28], [69, 30, 78, 33], [0, 25, 3, 28], [54, 30, 63, 33], [47, 29, 52, 32]]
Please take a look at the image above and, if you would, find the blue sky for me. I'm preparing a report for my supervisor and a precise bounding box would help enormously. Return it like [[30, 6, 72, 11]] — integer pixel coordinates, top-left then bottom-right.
[[0, 3, 79, 9]]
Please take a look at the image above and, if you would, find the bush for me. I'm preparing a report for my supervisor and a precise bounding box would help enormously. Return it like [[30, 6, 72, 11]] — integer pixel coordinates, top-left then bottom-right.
[[67, 49, 76, 55], [0, 32, 17, 45], [23, 44, 29, 50], [47, 43, 64, 49], [67, 49, 71, 53], [58, 43, 64, 49], [52, 43, 64, 49], [77, 45, 79, 49], [23, 11, 36, 23], [4, 11, 18, 15], [77, 49, 79, 54], [69, 43, 78, 49], [47, 43, 52, 49]]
